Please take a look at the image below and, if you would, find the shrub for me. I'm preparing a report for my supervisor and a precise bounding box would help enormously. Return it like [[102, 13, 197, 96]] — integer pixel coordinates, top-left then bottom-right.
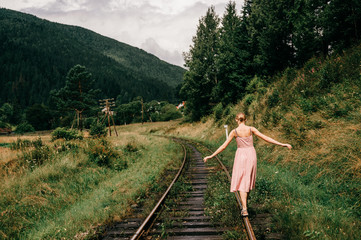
[[213, 103, 223, 122], [159, 104, 182, 121], [53, 140, 79, 153], [89, 121, 107, 138], [10, 138, 32, 150], [124, 141, 139, 153], [15, 122, 35, 134], [51, 127, 83, 141], [267, 89, 280, 108], [87, 139, 127, 169], [21, 139, 51, 169], [244, 94, 255, 107], [22, 146, 51, 169]]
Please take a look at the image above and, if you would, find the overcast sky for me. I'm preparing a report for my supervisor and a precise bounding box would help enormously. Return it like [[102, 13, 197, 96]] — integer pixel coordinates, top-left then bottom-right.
[[1, 0, 245, 67]]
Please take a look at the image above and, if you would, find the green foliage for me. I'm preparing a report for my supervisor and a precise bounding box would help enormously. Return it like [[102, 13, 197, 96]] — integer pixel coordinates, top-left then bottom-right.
[[51, 127, 83, 141], [25, 103, 52, 130], [180, 6, 220, 121], [267, 89, 280, 108], [215, 2, 251, 105], [53, 141, 79, 153], [89, 121, 107, 138], [213, 103, 224, 122], [179, 1, 361, 121], [50, 65, 99, 130], [87, 139, 127, 169], [158, 104, 182, 121], [10, 138, 32, 150], [12, 137, 51, 169], [123, 141, 139, 154], [15, 122, 35, 134], [21, 144, 51, 170], [115, 99, 181, 124]]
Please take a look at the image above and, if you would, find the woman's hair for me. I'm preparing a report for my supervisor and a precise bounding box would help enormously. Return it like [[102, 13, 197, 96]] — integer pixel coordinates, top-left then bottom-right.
[[235, 112, 246, 122]]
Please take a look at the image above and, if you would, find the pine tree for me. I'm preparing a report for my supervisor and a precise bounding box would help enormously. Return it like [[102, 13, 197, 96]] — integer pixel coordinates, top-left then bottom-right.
[[320, 0, 361, 54], [248, 0, 294, 76], [51, 65, 99, 130], [180, 6, 220, 121], [215, 1, 251, 105]]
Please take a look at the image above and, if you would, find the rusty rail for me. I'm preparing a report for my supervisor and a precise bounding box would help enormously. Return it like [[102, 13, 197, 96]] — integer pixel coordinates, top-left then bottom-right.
[[194, 141, 257, 240], [130, 139, 187, 240]]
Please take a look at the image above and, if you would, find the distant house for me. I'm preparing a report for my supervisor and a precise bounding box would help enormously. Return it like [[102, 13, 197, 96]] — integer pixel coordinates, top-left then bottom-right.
[[0, 128, 12, 135]]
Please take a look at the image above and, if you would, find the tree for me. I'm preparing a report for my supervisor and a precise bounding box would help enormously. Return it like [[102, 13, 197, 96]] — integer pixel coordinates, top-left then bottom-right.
[[180, 6, 220, 121], [320, 0, 361, 54], [215, 1, 252, 105], [289, 0, 324, 66], [247, 0, 294, 76], [25, 104, 52, 130], [50, 65, 99, 130]]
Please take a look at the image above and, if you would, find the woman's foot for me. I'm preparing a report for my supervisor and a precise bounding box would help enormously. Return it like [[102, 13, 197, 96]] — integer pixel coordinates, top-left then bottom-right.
[[241, 209, 248, 217]]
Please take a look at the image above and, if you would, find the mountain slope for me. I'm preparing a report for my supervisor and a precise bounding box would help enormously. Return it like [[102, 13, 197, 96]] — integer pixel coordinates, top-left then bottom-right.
[[0, 8, 185, 107]]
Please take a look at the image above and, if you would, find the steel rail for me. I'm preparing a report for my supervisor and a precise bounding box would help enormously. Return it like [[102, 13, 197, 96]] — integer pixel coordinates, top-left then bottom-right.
[[193, 141, 257, 240], [130, 139, 187, 240]]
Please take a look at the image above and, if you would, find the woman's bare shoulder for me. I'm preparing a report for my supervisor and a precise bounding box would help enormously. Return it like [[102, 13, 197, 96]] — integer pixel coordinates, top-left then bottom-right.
[[249, 126, 259, 132]]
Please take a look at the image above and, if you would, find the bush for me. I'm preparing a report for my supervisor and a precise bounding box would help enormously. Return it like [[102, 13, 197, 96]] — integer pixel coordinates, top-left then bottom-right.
[[267, 89, 280, 108], [51, 127, 83, 141], [10, 138, 32, 150], [22, 145, 51, 169], [159, 104, 182, 121], [213, 103, 223, 122], [16, 138, 51, 169], [53, 140, 79, 153], [87, 139, 127, 169], [89, 121, 107, 138], [124, 141, 139, 153], [15, 122, 35, 134]]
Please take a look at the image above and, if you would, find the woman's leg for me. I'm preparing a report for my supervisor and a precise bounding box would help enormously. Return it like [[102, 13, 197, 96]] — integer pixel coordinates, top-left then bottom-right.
[[239, 191, 249, 210]]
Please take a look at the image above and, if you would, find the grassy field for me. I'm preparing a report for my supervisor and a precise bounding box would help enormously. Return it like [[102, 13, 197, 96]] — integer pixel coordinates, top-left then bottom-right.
[[0, 122, 183, 239], [161, 114, 361, 239]]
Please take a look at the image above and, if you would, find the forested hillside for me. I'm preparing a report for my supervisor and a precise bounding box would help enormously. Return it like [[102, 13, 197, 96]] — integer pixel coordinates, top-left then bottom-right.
[[176, 1, 361, 238], [0, 8, 185, 108], [180, 0, 361, 121]]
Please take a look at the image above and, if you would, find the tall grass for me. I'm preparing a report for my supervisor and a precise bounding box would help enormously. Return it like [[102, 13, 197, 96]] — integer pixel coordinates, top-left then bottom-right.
[[0, 124, 182, 239]]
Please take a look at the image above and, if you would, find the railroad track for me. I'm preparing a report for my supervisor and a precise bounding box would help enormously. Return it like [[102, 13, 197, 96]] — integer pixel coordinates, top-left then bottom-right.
[[101, 138, 256, 240]]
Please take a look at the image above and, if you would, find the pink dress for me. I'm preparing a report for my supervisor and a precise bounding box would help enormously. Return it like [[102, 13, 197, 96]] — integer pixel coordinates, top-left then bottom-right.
[[230, 129, 257, 193]]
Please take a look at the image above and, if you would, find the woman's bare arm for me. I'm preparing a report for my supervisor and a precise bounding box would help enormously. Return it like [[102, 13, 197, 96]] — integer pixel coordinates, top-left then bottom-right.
[[203, 130, 235, 162], [251, 127, 292, 149]]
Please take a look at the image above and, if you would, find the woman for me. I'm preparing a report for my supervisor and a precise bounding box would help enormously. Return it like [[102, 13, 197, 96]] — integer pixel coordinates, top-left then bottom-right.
[[203, 113, 292, 217]]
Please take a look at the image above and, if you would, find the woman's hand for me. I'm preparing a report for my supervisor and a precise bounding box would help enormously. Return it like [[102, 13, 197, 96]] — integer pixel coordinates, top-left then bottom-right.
[[283, 143, 292, 150], [203, 156, 212, 162]]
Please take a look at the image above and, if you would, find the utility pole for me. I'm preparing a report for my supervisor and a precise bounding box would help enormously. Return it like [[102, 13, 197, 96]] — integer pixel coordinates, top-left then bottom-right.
[[99, 98, 118, 136], [141, 97, 144, 124]]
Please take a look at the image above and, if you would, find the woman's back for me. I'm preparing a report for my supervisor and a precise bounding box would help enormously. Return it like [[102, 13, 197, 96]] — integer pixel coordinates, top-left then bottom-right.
[[234, 125, 252, 138]]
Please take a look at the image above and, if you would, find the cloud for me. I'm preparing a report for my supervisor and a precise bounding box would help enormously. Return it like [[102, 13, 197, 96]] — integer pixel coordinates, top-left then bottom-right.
[[141, 38, 183, 66]]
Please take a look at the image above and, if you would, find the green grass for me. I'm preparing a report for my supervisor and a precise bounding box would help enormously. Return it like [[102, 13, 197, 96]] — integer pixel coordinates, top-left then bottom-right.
[[0, 134, 182, 239]]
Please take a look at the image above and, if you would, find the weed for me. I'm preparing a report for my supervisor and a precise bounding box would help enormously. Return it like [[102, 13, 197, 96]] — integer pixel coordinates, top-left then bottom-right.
[[89, 121, 107, 138], [51, 127, 83, 141], [87, 139, 122, 167], [124, 142, 139, 153], [10, 138, 32, 150], [21, 143, 51, 169], [53, 140, 79, 153]]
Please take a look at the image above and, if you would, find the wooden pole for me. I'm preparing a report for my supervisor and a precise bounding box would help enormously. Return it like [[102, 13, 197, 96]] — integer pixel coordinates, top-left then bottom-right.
[[141, 97, 144, 124]]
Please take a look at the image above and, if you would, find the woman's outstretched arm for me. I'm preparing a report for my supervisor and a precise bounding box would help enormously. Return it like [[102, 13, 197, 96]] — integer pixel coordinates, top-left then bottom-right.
[[203, 130, 235, 162], [251, 127, 292, 149]]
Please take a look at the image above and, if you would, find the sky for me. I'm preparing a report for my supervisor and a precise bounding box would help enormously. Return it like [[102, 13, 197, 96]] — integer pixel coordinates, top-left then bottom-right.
[[1, 0, 245, 67]]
